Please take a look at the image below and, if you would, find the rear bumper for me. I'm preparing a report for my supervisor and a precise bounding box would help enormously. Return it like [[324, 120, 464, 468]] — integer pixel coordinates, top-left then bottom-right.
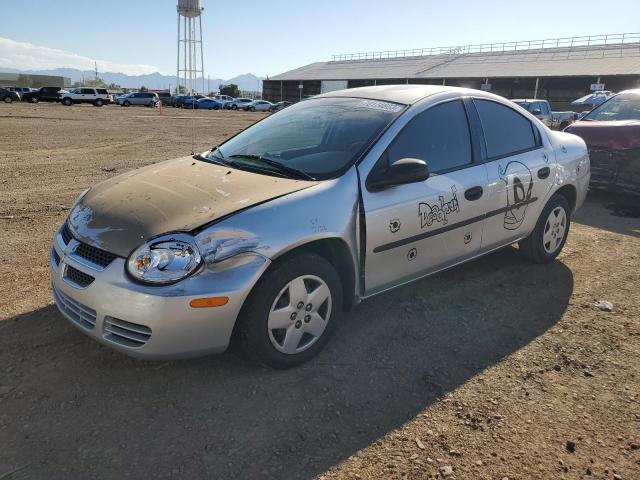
[[50, 226, 270, 360]]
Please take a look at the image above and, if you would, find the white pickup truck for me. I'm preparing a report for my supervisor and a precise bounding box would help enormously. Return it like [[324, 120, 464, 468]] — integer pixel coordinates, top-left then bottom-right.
[[512, 99, 576, 130]]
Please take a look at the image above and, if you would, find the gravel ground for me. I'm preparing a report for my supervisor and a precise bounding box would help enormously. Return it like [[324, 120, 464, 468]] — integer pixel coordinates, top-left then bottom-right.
[[0, 102, 639, 480]]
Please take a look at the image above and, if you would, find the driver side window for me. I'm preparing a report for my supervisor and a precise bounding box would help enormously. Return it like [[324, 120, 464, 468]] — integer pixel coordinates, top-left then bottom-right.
[[387, 100, 473, 174]]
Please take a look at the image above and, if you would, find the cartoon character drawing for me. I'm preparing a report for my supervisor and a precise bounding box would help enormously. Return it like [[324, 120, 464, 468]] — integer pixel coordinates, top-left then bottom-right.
[[419, 186, 460, 229], [499, 161, 533, 230]]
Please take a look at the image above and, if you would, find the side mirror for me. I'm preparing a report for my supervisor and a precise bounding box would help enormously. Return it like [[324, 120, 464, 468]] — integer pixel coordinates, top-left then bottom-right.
[[366, 158, 430, 191], [531, 108, 542, 115]]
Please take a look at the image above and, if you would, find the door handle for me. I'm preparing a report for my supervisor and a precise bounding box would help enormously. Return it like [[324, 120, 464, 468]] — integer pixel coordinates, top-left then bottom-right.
[[537, 167, 551, 179], [464, 186, 484, 201]]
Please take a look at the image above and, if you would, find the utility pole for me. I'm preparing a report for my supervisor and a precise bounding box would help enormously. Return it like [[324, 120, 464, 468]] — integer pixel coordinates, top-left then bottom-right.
[[94, 61, 99, 81]]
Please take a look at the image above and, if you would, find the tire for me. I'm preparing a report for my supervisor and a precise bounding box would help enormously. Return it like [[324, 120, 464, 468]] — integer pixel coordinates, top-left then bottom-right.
[[62, 97, 73, 106], [94, 99, 103, 107], [123, 101, 130, 107], [519, 193, 571, 264], [250, 106, 256, 112], [238, 253, 343, 369], [30, 96, 39, 103], [3, 95, 12, 103], [231, 104, 237, 110], [213, 105, 220, 110]]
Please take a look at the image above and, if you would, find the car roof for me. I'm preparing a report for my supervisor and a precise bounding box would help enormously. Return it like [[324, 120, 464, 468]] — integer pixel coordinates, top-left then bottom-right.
[[619, 88, 640, 95], [511, 99, 546, 103], [316, 84, 499, 105]]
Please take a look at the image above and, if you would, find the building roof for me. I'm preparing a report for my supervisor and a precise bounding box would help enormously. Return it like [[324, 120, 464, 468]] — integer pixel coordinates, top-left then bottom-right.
[[270, 43, 640, 81]]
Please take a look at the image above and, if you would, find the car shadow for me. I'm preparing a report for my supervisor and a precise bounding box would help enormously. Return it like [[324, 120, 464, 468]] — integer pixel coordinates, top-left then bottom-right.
[[0, 248, 573, 480], [573, 190, 640, 238]]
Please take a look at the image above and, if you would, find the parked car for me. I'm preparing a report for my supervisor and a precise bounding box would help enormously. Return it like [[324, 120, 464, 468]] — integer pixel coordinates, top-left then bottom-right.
[[227, 98, 253, 110], [21, 86, 63, 103], [244, 100, 274, 112], [564, 89, 640, 196], [3, 86, 32, 98], [174, 95, 204, 108], [156, 92, 172, 105], [51, 85, 589, 367], [512, 99, 576, 130], [213, 95, 234, 108], [270, 101, 293, 112], [117, 92, 159, 107], [0, 87, 21, 103], [183, 97, 222, 110], [59, 87, 112, 106]]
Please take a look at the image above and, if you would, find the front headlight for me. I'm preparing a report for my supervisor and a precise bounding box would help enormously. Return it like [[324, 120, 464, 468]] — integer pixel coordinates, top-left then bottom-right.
[[127, 233, 202, 285]]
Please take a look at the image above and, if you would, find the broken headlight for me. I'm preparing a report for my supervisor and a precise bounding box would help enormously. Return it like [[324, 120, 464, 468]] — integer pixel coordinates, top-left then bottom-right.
[[127, 233, 202, 285]]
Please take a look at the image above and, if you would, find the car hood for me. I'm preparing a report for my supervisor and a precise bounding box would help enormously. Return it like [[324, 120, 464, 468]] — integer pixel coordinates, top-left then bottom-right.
[[67, 156, 317, 257], [564, 120, 640, 150]]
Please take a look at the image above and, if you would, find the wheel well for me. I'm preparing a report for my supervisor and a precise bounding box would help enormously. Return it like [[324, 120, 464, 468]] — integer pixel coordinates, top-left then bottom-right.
[[274, 239, 357, 311], [555, 184, 577, 212]]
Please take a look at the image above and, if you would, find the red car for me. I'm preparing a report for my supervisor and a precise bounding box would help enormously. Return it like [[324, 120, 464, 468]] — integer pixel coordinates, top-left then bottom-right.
[[565, 89, 640, 195]]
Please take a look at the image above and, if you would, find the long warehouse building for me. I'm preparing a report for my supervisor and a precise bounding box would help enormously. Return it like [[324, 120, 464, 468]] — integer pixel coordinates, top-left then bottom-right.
[[263, 33, 640, 109]]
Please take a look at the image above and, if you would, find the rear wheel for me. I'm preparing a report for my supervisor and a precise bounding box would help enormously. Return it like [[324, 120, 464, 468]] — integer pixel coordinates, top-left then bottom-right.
[[250, 106, 256, 112], [94, 98, 103, 107], [519, 193, 571, 263], [30, 96, 39, 103], [231, 104, 237, 110], [238, 253, 342, 369], [3, 95, 12, 103], [62, 97, 73, 106], [123, 101, 130, 107]]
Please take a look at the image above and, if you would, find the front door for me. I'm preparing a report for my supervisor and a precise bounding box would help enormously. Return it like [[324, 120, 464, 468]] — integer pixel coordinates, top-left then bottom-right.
[[359, 99, 490, 296]]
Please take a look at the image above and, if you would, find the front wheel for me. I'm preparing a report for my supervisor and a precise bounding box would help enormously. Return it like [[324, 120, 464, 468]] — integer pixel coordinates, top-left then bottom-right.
[[231, 104, 237, 110], [238, 253, 342, 369], [30, 96, 39, 103], [3, 96, 12, 103], [123, 101, 130, 107], [519, 193, 571, 263]]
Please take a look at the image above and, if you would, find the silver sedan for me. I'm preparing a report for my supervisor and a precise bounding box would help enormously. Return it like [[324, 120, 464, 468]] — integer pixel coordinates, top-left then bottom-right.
[[50, 85, 590, 368]]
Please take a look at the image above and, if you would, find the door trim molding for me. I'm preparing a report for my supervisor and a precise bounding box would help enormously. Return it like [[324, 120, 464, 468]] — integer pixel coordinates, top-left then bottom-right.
[[372, 197, 538, 253]]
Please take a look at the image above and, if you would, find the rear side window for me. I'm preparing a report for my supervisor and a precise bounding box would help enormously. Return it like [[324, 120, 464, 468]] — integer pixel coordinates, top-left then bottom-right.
[[474, 99, 538, 159], [96, 89, 108, 94], [387, 100, 473, 173], [81, 88, 94, 94]]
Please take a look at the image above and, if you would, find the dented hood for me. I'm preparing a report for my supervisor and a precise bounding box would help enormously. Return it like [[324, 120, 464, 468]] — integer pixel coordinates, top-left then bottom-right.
[[68, 156, 317, 257], [565, 120, 640, 151]]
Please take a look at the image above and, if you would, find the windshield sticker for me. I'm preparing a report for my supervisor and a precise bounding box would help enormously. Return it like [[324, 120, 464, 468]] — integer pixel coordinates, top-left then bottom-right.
[[357, 100, 403, 113]]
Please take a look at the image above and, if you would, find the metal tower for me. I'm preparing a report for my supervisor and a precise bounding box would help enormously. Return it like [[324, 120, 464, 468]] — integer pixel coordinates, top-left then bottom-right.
[[176, 0, 205, 95]]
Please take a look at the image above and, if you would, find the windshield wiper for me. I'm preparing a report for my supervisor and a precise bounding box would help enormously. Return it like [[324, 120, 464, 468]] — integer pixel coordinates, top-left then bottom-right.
[[228, 154, 316, 180]]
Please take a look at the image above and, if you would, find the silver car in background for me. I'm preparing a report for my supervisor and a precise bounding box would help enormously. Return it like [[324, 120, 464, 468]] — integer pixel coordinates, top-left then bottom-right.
[[117, 92, 159, 107], [50, 85, 590, 368]]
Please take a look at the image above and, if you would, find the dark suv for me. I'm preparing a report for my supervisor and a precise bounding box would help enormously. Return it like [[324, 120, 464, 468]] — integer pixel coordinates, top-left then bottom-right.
[[0, 87, 21, 103], [21, 87, 63, 103]]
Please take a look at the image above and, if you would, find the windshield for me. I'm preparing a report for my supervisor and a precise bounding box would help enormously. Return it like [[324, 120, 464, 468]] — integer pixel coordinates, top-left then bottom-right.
[[208, 97, 404, 179], [585, 93, 640, 121]]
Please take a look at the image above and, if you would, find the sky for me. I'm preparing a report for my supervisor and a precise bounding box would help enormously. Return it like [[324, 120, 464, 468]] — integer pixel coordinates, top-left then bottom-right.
[[1, 0, 639, 79]]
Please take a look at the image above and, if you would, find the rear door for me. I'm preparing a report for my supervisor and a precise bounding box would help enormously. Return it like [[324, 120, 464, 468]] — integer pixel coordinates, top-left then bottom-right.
[[360, 98, 490, 295], [472, 98, 556, 250]]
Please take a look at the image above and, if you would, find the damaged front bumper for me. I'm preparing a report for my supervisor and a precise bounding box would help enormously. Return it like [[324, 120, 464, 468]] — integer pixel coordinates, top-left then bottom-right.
[[50, 226, 270, 359], [589, 148, 640, 196]]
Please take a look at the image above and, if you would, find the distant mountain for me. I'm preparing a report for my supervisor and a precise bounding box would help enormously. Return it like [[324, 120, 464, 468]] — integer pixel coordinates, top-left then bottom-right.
[[15, 68, 264, 92]]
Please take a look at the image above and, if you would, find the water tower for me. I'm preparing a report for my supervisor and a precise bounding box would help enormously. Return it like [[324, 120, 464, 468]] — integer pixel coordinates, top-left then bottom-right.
[[176, 0, 205, 94]]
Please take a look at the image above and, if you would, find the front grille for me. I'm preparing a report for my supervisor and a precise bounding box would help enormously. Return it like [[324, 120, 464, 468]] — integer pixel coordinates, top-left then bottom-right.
[[52, 285, 97, 330], [103, 317, 152, 348], [52, 248, 60, 266], [64, 265, 95, 288], [61, 223, 73, 244], [74, 242, 116, 268]]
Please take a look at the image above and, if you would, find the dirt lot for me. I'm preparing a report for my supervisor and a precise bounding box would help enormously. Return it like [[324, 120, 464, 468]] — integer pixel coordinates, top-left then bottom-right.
[[0, 102, 639, 480]]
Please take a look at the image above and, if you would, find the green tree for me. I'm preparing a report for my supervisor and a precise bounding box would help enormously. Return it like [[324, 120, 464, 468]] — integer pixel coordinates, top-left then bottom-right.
[[139, 85, 149, 92], [176, 85, 187, 94], [220, 83, 240, 98], [17, 74, 34, 87]]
